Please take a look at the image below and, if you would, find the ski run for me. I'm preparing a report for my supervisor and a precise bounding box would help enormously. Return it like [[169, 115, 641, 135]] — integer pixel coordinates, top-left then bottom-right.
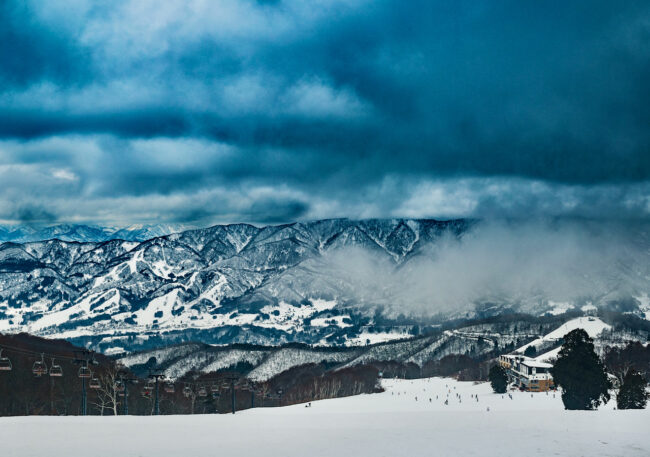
[[1, 376, 647, 457]]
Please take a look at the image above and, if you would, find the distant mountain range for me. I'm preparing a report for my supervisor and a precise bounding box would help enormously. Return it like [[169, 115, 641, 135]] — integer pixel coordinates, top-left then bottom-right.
[[0, 223, 190, 243], [0, 219, 648, 354]]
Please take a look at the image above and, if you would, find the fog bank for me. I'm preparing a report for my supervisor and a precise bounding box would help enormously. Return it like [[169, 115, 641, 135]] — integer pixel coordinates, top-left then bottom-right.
[[321, 220, 650, 317]]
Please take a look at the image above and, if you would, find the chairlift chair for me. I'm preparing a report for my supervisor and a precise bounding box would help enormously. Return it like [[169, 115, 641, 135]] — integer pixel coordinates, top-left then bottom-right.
[[183, 385, 193, 398], [32, 353, 47, 377], [49, 358, 63, 377], [78, 361, 92, 378], [164, 382, 175, 393], [142, 385, 152, 397], [142, 379, 155, 397], [0, 349, 12, 371], [211, 384, 219, 393], [89, 374, 101, 389], [198, 385, 208, 397]]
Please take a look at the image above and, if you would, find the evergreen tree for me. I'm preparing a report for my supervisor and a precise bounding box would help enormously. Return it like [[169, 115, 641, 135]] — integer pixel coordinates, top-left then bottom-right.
[[524, 346, 537, 357], [551, 329, 611, 410], [488, 364, 508, 393], [617, 370, 649, 410]]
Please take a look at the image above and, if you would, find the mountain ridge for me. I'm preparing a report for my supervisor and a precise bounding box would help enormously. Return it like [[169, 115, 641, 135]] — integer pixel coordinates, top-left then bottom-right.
[[0, 218, 648, 353], [0, 223, 192, 243]]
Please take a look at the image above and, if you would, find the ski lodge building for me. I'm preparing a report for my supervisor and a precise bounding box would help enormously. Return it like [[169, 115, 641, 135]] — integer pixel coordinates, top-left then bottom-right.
[[498, 354, 554, 392]]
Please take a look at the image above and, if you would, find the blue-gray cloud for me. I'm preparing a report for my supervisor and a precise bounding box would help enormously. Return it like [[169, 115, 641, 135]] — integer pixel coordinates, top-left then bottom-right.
[[0, 0, 649, 224]]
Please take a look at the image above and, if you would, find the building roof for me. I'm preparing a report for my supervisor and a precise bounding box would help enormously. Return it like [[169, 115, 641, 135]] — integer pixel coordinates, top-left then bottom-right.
[[521, 360, 553, 369]]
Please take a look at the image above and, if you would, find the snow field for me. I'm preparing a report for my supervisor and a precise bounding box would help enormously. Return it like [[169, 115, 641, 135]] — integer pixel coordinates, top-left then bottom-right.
[[0, 377, 647, 457]]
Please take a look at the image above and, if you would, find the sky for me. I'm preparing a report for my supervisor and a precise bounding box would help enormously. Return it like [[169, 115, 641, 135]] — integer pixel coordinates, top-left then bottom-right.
[[0, 0, 649, 226]]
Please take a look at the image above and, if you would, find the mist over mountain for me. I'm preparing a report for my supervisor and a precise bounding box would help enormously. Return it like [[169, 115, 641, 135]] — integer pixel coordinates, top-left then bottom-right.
[[0, 218, 648, 353], [324, 219, 650, 317]]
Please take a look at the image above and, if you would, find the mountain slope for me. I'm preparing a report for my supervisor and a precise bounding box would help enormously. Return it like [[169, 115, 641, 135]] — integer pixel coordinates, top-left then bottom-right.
[[118, 314, 647, 382], [0, 218, 648, 353]]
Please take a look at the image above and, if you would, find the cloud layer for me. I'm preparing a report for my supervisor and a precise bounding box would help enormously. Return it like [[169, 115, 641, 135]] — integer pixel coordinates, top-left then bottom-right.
[[1, 1, 649, 224], [320, 219, 650, 316]]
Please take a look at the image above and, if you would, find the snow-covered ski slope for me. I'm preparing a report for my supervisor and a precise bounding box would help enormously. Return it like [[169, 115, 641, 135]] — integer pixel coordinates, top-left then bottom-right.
[[518, 316, 611, 353], [1, 377, 647, 457]]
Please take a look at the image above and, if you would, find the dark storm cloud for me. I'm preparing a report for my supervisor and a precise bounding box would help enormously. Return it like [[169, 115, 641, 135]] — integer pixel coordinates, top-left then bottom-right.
[[0, 2, 89, 87], [13, 205, 57, 224], [247, 198, 309, 223], [0, 0, 648, 224]]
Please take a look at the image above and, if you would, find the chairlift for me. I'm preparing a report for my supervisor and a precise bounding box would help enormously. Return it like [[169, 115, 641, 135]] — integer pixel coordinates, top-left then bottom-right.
[[142, 379, 155, 397], [198, 385, 208, 397], [78, 362, 91, 378], [32, 353, 48, 377], [211, 384, 219, 393], [89, 374, 101, 389], [115, 380, 125, 393], [0, 349, 12, 371], [182, 385, 193, 398], [164, 382, 175, 393], [49, 358, 63, 377]]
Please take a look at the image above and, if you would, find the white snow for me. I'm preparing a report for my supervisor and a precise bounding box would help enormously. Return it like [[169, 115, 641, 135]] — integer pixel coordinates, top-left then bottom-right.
[[247, 348, 351, 382], [546, 300, 573, 315], [517, 316, 612, 354], [310, 315, 352, 328], [344, 329, 412, 346], [135, 289, 180, 325], [0, 377, 647, 457], [637, 293, 650, 320], [581, 303, 598, 313]]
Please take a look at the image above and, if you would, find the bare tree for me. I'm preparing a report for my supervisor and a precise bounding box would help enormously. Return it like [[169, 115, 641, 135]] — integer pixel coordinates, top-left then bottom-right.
[[92, 368, 120, 416]]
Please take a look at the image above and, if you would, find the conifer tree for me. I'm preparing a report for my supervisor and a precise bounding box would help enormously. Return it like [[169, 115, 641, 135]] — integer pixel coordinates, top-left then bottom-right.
[[524, 346, 537, 357], [489, 364, 508, 393], [551, 329, 611, 410], [617, 370, 649, 410]]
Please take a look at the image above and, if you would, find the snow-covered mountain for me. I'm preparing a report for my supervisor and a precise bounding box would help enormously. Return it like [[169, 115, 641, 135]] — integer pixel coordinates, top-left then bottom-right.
[[117, 314, 645, 382], [0, 218, 648, 353], [0, 223, 189, 243]]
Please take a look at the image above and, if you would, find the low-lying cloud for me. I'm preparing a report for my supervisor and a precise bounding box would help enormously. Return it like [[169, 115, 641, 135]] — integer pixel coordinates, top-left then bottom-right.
[[321, 219, 650, 317]]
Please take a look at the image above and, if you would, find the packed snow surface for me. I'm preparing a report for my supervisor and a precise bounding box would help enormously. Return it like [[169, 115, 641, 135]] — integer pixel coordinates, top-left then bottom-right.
[[1, 377, 648, 457], [517, 316, 611, 354]]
